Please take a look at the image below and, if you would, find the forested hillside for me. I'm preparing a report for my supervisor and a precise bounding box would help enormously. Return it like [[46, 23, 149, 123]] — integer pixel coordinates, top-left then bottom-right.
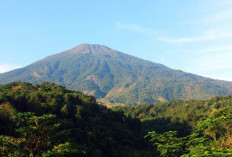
[[1, 82, 232, 156], [0, 44, 232, 105], [113, 96, 232, 156], [113, 95, 232, 127], [0, 82, 155, 157]]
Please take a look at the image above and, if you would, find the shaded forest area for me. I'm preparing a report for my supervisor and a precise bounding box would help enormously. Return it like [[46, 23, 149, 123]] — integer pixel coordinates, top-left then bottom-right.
[[1, 82, 232, 156], [0, 82, 154, 157], [113, 96, 232, 156]]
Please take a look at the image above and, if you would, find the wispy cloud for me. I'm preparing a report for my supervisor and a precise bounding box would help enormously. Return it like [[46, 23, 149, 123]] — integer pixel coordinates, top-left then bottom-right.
[[115, 22, 156, 35], [187, 45, 232, 54], [115, 2, 232, 81], [159, 29, 232, 43], [200, 10, 232, 24], [0, 64, 22, 73], [196, 0, 232, 22], [160, 0, 232, 43]]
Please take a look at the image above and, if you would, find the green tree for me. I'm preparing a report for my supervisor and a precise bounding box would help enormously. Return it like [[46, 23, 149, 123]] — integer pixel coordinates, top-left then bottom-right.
[[195, 108, 232, 147], [42, 142, 86, 157], [0, 135, 26, 156], [182, 108, 232, 156], [10, 112, 64, 156], [145, 131, 185, 157]]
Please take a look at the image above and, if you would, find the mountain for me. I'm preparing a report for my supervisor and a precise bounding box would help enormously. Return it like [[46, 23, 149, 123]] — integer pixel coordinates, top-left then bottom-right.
[[0, 44, 232, 105]]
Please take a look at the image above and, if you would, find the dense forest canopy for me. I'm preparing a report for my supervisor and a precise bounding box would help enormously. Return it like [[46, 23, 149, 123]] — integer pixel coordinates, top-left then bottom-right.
[[112, 96, 232, 156], [0, 82, 153, 157], [0, 82, 232, 156]]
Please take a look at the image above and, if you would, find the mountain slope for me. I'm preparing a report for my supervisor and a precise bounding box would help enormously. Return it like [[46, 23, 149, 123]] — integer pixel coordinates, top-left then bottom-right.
[[0, 44, 232, 105]]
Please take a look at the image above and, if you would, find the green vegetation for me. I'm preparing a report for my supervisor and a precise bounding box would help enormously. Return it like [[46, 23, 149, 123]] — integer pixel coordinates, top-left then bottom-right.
[[0, 82, 154, 157], [113, 96, 232, 156], [145, 108, 232, 156], [145, 131, 184, 157], [0, 44, 232, 105], [1, 81, 232, 156]]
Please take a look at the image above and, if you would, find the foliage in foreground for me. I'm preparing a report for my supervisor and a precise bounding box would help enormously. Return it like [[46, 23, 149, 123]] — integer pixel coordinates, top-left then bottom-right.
[[0, 112, 85, 156], [145, 108, 232, 156], [0, 82, 153, 157], [1, 82, 232, 156]]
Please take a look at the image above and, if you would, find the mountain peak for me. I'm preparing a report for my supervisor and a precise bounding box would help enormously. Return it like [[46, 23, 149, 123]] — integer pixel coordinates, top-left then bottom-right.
[[1, 44, 232, 105], [67, 43, 113, 54]]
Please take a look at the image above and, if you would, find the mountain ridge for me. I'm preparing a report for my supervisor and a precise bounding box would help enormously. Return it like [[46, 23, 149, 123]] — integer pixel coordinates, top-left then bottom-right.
[[0, 44, 232, 105]]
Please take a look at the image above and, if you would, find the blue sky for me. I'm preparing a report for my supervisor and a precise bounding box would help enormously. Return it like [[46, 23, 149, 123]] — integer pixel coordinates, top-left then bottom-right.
[[1, 0, 232, 81]]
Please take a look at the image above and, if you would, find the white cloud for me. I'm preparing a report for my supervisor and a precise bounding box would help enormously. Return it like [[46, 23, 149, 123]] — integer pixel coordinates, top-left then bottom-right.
[[160, 0, 232, 43], [0, 64, 22, 73], [115, 2, 232, 82], [159, 37, 201, 43], [186, 45, 232, 54], [201, 10, 232, 24], [115, 22, 156, 35], [159, 29, 232, 43], [157, 0, 232, 81], [116, 22, 146, 32]]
